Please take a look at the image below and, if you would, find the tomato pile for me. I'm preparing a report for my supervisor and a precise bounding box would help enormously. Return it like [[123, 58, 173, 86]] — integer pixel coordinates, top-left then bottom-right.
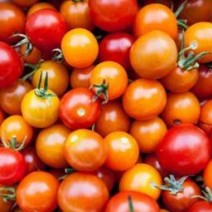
[[0, 0, 212, 211]]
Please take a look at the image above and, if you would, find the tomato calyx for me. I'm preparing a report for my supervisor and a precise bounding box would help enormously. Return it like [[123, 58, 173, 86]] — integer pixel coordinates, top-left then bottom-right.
[[34, 72, 56, 99], [178, 34, 209, 71], [11, 34, 33, 56], [90, 79, 109, 104], [193, 187, 212, 202], [58, 168, 75, 181], [0, 186, 16, 202], [175, 0, 188, 30], [128, 196, 134, 212], [52, 48, 64, 63], [1, 135, 25, 151], [152, 174, 189, 195]]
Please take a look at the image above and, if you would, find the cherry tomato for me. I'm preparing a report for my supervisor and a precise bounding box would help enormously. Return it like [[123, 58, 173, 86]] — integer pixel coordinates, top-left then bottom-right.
[[16, 171, 59, 212], [90, 61, 128, 101], [12, 0, 39, 7], [60, 0, 94, 30], [0, 115, 34, 148], [157, 124, 211, 176], [185, 22, 212, 63], [0, 147, 26, 185], [32, 60, 69, 96], [188, 201, 212, 212], [95, 101, 131, 137], [203, 159, 212, 189], [61, 28, 98, 68], [0, 79, 32, 115], [161, 92, 200, 127], [36, 124, 70, 168], [134, 4, 177, 39], [57, 172, 109, 212], [105, 191, 160, 212], [130, 30, 177, 79], [26, 9, 68, 53], [0, 184, 14, 212], [59, 87, 100, 130], [64, 129, 107, 171], [130, 117, 167, 153], [88, 0, 138, 32], [122, 79, 167, 120], [70, 65, 93, 89], [119, 163, 162, 200], [104, 131, 139, 171], [99, 32, 135, 70], [0, 2, 25, 42], [0, 42, 23, 89]]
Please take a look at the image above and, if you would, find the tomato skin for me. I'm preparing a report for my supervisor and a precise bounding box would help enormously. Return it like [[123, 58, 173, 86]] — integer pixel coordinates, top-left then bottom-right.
[[188, 201, 212, 212], [122, 79, 167, 121], [157, 124, 211, 176], [0, 148, 26, 185], [134, 4, 178, 39], [203, 159, 212, 189], [185, 22, 212, 63], [0, 79, 32, 115], [99, 33, 135, 70], [21, 89, 60, 128], [64, 129, 107, 171], [57, 172, 109, 212], [59, 88, 100, 130], [119, 163, 162, 200], [130, 30, 177, 79], [105, 191, 160, 212], [61, 28, 98, 69], [0, 3, 25, 43], [88, 0, 138, 32], [162, 178, 201, 212], [26, 9, 68, 53], [16, 171, 59, 212], [0, 42, 23, 89]]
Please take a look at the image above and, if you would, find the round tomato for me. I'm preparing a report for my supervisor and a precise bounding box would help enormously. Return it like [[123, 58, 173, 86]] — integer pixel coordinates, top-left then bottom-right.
[[36, 124, 70, 168], [88, 0, 138, 32], [188, 201, 212, 212], [119, 163, 162, 200], [16, 171, 59, 212], [130, 30, 177, 79], [61, 28, 98, 68], [25, 9, 68, 53], [0, 148, 26, 185], [203, 159, 212, 189], [0, 42, 23, 89], [122, 79, 167, 120], [105, 191, 160, 212], [104, 131, 139, 171], [157, 124, 211, 176], [64, 129, 107, 171], [57, 172, 109, 212], [59, 87, 100, 130], [134, 3, 178, 39]]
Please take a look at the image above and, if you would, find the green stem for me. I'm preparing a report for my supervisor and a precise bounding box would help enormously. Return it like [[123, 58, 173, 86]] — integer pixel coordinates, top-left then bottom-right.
[[177, 19, 188, 30], [128, 196, 134, 212], [175, 0, 188, 18]]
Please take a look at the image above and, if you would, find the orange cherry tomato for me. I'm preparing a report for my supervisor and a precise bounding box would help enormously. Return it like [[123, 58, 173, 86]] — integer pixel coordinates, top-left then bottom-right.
[[161, 92, 201, 127], [0, 115, 34, 147], [70, 65, 93, 88], [130, 30, 178, 79], [64, 129, 107, 171], [199, 100, 212, 133], [160, 66, 199, 93], [134, 4, 178, 39], [90, 61, 128, 101], [122, 79, 167, 121], [61, 28, 98, 68], [185, 22, 212, 63], [0, 2, 25, 42], [130, 117, 167, 153], [0, 79, 32, 115], [95, 101, 131, 137], [27, 2, 56, 17], [32, 60, 69, 96], [119, 163, 162, 200], [36, 124, 70, 168], [203, 159, 212, 189], [104, 131, 139, 171], [60, 0, 94, 30]]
